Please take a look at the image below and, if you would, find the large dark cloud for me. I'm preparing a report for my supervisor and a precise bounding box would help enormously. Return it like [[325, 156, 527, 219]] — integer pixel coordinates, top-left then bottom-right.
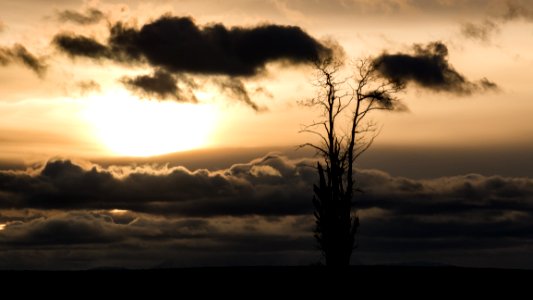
[[1, 154, 533, 269], [108, 16, 329, 76], [0, 44, 47, 77], [56, 8, 105, 25], [373, 42, 498, 94], [52, 15, 330, 107], [53, 16, 330, 74]]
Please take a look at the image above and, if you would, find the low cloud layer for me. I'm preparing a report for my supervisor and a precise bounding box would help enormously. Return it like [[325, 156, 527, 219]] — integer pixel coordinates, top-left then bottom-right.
[[56, 8, 105, 25], [0, 155, 316, 216], [0, 211, 314, 269], [0, 44, 46, 77], [1, 154, 532, 218], [1, 154, 532, 269], [373, 42, 498, 94]]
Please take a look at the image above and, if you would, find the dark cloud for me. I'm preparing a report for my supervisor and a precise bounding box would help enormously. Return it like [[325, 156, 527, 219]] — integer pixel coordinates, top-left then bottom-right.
[[57, 8, 105, 25], [122, 69, 197, 102], [0, 213, 347, 268], [53, 34, 110, 59], [0, 44, 47, 77], [1, 212, 119, 246], [105, 16, 330, 76], [0, 209, 314, 269], [54, 16, 329, 76], [52, 15, 330, 107], [0, 211, 310, 251], [355, 169, 533, 216], [373, 42, 498, 94]]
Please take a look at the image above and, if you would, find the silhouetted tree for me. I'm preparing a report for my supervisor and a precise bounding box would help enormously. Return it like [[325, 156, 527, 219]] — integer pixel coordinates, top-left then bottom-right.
[[302, 56, 405, 266]]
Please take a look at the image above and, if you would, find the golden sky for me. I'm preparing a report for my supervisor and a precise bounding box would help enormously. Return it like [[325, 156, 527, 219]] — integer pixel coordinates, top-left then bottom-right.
[[1, 0, 533, 160]]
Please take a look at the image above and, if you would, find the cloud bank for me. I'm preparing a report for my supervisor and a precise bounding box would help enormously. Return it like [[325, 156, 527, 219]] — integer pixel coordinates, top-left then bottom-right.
[[1, 154, 532, 269], [2, 155, 531, 218]]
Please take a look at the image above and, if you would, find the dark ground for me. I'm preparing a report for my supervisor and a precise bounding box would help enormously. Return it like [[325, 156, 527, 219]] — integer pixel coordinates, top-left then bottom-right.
[[0, 268, 529, 299], [2, 266, 531, 291]]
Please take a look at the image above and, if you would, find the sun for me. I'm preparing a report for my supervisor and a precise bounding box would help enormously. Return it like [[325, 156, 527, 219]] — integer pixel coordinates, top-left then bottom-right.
[[83, 90, 219, 157]]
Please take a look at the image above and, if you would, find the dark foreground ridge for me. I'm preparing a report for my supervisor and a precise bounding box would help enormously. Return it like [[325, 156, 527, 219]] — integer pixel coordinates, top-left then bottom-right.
[[2, 266, 530, 296], [3, 265, 531, 278]]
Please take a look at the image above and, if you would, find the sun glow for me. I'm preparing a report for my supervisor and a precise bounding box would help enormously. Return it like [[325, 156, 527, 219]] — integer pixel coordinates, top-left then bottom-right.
[[109, 209, 129, 215], [83, 90, 219, 157]]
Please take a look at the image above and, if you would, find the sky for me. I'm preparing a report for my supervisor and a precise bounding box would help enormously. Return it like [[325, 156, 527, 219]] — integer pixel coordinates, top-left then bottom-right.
[[0, 0, 533, 269]]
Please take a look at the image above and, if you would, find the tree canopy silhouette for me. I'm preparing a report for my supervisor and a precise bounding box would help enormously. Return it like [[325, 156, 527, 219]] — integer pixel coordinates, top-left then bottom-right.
[[302, 55, 405, 266]]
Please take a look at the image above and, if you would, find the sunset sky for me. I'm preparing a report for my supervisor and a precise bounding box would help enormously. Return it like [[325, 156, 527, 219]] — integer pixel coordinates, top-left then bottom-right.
[[1, 0, 533, 270]]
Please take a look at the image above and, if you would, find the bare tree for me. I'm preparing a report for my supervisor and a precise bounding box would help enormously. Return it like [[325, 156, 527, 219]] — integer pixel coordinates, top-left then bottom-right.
[[301, 56, 405, 266]]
